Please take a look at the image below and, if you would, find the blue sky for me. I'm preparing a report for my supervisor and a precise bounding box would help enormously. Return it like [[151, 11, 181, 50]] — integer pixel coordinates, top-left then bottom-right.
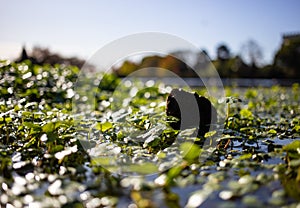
[[1, 0, 300, 64]]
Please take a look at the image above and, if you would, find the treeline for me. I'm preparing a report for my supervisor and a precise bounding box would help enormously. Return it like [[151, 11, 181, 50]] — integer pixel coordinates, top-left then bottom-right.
[[15, 35, 300, 79], [16, 46, 86, 69], [113, 36, 300, 79]]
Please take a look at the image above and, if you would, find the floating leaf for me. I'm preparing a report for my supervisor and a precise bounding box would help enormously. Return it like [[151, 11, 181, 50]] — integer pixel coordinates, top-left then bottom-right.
[[95, 121, 113, 132], [268, 129, 277, 135], [127, 163, 158, 175], [204, 130, 216, 138], [42, 122, 55, 133], [239, 153, 252, 160], [283, 140, 300, 152], [292, 125, 300, 133], [180, 142, 202, 161], [91, 157, 115, 166], [240, 108, 253, 119]]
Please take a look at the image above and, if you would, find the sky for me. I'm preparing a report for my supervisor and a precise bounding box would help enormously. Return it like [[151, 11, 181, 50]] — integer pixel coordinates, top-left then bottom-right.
[[1, 0, 300, 65]]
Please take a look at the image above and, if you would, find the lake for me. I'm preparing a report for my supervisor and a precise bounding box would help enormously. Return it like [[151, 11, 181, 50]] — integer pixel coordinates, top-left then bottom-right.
[[126, 77, 300, 87]]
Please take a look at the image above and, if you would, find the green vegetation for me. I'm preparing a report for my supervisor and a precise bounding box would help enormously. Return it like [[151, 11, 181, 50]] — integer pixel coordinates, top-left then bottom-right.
[[0, 60, 300, 207]]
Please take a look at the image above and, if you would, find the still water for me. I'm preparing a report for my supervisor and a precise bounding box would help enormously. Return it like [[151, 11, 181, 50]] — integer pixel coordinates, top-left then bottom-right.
[[130, 77, 300, 87]]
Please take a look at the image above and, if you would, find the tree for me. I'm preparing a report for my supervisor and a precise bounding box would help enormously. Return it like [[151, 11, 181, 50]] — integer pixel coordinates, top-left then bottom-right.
[[171, 49, 211, 70], [113, 60, 137, 77], [216, 44, 230, 61], [159, 55, 191, 77], [240, 39, 263, 67], [274, 35, 300, 78], [16, 46, 86, 68]]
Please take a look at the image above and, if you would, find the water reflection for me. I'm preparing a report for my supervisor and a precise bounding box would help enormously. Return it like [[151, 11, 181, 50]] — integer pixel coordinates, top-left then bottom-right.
[[130, 77, 300, 87]]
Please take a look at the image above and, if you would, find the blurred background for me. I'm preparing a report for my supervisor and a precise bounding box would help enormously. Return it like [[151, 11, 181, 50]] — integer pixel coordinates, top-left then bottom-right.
[[1, 0, 300, 80]]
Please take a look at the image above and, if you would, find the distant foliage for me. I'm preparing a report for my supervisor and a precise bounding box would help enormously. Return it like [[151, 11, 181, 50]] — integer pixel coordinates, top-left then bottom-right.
[[113, 38, 300, 79], [16, 46, 87, 69], [274, 37, 300, 78]]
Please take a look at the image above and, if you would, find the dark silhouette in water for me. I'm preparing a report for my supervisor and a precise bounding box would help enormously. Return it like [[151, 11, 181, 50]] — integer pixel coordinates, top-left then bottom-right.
[[166, 89, 217, 137]]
